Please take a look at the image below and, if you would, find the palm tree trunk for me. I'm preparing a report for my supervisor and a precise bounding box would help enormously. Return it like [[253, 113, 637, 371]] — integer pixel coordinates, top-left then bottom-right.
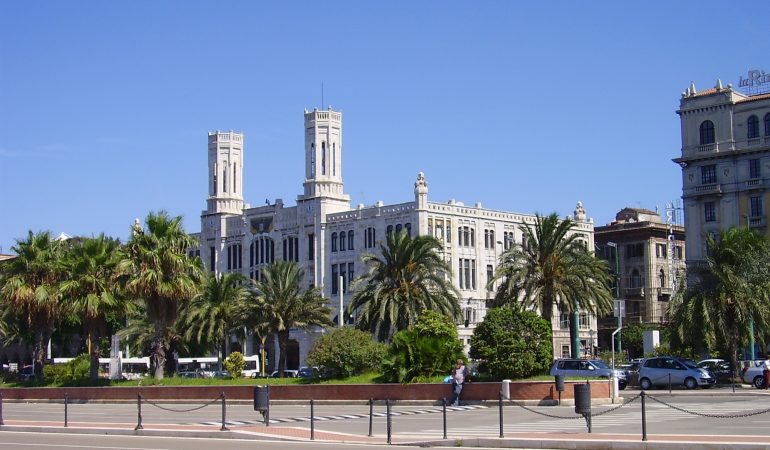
[[277, 330, 288, 376], [33, 329, 48, 382], [570, 309, 581, 359], [89, 331, 100, 380], [151, 323, 166, 380]]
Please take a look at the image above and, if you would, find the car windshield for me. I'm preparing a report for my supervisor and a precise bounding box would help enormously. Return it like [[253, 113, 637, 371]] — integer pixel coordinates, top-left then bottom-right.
[[681, 359, 698, 369], [591, 360, 609, 369]]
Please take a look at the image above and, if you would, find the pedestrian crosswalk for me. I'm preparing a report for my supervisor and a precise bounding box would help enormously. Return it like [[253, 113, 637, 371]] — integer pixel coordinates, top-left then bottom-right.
[[402, 401, 770, 436], [189, 404, 487, 426]]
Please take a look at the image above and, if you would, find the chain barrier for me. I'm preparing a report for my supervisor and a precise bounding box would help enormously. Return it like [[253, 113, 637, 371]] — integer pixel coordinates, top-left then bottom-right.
[[591, 393, 641, 417], [647, 394, 770, 419], [145, 396, 221, 413], [507, 393, 640, 420]]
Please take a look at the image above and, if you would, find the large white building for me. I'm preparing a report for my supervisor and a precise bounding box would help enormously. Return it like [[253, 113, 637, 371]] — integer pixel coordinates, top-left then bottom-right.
[[673, 73, 770, 269], [192, 107, 598, 369]]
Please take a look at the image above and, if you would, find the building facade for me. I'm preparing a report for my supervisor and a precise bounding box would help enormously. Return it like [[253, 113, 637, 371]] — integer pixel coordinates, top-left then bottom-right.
[[193, 107, 599, 369], [673, 79, 770, 268], [594, 208, 686, 355]]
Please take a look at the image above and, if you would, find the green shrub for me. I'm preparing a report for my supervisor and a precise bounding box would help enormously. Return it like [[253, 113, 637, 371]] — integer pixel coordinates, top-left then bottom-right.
[[223, 351, 245, 378], [43, 354, 90, 383], [306, 327, 386, 378], [469, 306, 552, 380], [380, 312, 465, 383]]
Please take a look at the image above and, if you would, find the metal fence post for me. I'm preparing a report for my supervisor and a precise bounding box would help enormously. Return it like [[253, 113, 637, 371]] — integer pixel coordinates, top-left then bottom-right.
[[0, 392, 4, 426], [135, 394, 143, 430], [498, 392, 504, 438], [641, 391, 647, 441], [386, 399, 392, 445], [64, 393, 68, 428], [220, 392, 229, 431], [368, 398, 374, 437], [310, 399, 315, 441], [442, 397, 447, 439]]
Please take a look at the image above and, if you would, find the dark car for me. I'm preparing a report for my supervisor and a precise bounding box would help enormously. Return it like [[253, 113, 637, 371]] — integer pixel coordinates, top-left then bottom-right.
[[297, 367, 316, 378], [697, 359, 733, 384]]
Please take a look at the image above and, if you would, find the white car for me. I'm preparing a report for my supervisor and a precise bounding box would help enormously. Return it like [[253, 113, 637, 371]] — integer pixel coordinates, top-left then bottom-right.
[[740, 360, 770, 389]]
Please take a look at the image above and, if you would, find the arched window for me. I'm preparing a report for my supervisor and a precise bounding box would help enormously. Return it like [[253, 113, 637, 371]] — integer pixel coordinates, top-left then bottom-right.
[[332, 143, 336, 176], [405, 223, 412, 237], [699, 120, 715, 145], [764, 113, 770, 136], [659, 269, 665, 288], [348, 230, 354, 250], [223, 165, 228, 192], [395, 224, 402, 234], [748, 115, 759, 139], [321, 141, 326, 175], [386, 225, 393, 236], [340, 231, 346, 251], [331, 232, 337, 252], [233, 163, 237, 193]]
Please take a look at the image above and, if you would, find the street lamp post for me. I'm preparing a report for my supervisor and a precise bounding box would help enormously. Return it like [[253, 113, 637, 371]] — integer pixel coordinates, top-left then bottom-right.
[[607, 242, 622, 356]]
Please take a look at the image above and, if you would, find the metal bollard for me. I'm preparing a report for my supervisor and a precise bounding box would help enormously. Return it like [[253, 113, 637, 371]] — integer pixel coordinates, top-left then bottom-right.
[[0, 392, 4, 426], [368, 398, 374, 437], [386, 399, 392, 445], [640, 391, 647, 441], [64, 393, 68, 428], [668, 373, 672, 393], [135, 394, 143, 430], [442, 397, 447, 439], [220, 392, 229, 431], [498, 392, 504, 438], [310, 399, 315, 441]]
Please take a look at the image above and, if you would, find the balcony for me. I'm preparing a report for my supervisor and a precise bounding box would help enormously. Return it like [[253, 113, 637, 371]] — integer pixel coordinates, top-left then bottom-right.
[[625, 287, 645, 297], [746, 178, 763, 190], [749, 216, 766, 228], [697, 143, 716, 152], [694, 184, 722, 195]]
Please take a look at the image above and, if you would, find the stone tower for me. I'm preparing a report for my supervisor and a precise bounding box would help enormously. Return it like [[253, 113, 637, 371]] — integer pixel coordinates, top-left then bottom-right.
[[207, 130, 244, 215], [302, 107, 348, 202]]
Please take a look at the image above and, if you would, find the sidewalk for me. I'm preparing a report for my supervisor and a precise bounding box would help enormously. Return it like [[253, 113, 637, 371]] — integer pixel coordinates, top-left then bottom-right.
[[3, 418, 770, 449]]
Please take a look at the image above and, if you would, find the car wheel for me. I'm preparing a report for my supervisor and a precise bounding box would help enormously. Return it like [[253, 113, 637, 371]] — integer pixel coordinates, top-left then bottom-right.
[[684, 377, 697, 390], [754, 376, 764, 389], [619, 381, 627, 390], [640, 378, 652, 390]]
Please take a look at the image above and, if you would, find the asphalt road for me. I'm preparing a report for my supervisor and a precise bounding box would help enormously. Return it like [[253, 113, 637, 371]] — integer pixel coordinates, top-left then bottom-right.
[[3, 388, 770, 443]]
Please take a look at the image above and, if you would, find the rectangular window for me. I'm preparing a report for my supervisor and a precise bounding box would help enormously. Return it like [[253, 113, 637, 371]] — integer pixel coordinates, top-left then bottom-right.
[[471, 259, 476, 290], [294, 237, 299, 262], [283, 239, 288, 261], [340, 263, 347, 293], [458, 259, 464, 289], [625, 243, 644, 258], [655, 243, 667, 259], [227, 246, 232, 270], [308, 234, 314, 260], [701, 165, 717, 184], [463, 259, 471, 290], [486, 265, 494, 292], [348, 262, 354, 289], [704, 201, 716, 222], [331, 264, 338, 295], [750, 159, 761, 179], [209, 246, 216, 272], [750, 196, 763, 217]]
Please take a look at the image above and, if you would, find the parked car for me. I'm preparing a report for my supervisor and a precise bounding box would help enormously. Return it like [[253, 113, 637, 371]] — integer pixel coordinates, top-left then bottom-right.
[[740, 359, 770, 389], [638, 356, 715, 390], [549, 359, 627, 389], [697, 359, 733, 384], [619, 362, 641, 387], [297, 367, 316, 379], [269, 369, 299, 378], [178, 370, 207, 379]]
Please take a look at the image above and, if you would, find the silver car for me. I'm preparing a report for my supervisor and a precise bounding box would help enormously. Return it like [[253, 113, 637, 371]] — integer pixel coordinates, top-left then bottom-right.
[[638, 357, 715, 390], [549, 359, 627, 389]]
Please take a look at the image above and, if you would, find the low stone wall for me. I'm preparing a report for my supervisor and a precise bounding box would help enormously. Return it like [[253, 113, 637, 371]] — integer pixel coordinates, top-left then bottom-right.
[[0, 380, 610, 402]]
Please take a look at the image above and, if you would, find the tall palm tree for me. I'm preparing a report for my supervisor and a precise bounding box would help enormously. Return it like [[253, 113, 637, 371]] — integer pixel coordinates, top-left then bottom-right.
[[490, 213, 613, 358], [668, 227, 770, 377], [60, 234, 124, 380], [117, 212, 203, 379], [0, 231, 65, 380], [248, 261, 332, 377], [348, 229, 461, 342], [180, 272, 249, 370]]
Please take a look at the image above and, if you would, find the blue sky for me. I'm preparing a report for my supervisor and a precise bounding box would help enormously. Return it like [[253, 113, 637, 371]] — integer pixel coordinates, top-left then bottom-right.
[[1, 1, 768, 252]]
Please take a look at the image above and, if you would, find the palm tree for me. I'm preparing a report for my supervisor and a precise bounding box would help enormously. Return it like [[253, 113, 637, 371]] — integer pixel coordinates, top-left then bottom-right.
[[0, 231, 65, 380], [117, 212, 203, 379], [180, 272, 249, 370], [668, 227, 770, 378], [348, 229, 461, 342], [248, 261, 332, 377], [490, 213, 613, 358], [60, 234, 124, 380]]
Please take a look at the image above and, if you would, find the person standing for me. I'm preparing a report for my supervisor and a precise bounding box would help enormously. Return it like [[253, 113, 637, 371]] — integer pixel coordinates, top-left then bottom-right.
[[450, 359, 471, 406], [762, 361, 770, 390]]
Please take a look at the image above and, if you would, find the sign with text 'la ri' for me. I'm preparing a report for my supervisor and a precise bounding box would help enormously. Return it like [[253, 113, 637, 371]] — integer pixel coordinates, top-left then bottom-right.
[[738, 69, 770, 95]]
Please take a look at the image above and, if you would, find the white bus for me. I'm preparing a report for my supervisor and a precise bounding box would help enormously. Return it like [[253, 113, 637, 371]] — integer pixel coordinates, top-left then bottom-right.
[[53, 357, 150, 380], [177, 355, 261, 378]]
